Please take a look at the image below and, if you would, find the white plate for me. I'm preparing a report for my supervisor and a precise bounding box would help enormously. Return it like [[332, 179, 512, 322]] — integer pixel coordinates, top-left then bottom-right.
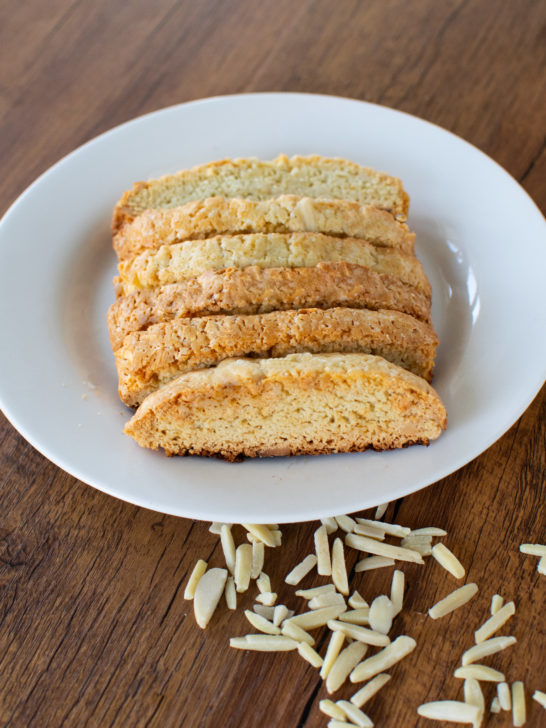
[[0, 93, 544, 523]]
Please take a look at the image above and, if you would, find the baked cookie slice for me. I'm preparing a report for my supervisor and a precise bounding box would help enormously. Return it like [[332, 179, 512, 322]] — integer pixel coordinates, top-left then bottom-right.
[[114, 307, 438, 406], [113, 195, 415, 260], [107, 262, 432, 351], [124, 352, 447, 459], [116, 232, 431, 297], [112, 155, 409, 233]]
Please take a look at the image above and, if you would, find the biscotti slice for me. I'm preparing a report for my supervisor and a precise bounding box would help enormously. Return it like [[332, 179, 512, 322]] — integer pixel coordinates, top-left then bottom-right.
[[124, 352, 446, 459], [108, 262, 432, 350], [112, 155, 409, 233], [115, 307, 438, 406], [113, 196, 415, 260], [116, 232, 431, 297]]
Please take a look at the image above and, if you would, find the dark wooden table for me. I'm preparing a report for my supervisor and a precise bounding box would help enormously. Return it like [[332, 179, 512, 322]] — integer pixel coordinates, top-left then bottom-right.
[[0, 1, 544, 726]]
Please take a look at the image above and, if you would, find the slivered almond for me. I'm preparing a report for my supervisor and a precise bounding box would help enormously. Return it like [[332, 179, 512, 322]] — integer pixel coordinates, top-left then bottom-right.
[[335, 700, 373, 727], [428, 583, 478, 619], [184, 559, 207, 600], [319, 699, 346, 721], [220, 524, 236, 574], [193, 567, 228, 629], [454, 665, 505, 682], [346, 533, 423, 564], [296, 584, 336, 599], [410, 527, 447, 537], [374, 502, 389, 519], [348, 591, 369, 609], [335, 514, 357, 533], [332, 538, 349, 595], [229, 635, 298, 651], [350, 673, 391, 708], [242, 524, 277, 547], [353, 523, 386, 540], [327, 620, 391, 647], [255, 591, 277, 606], [326, 641, 368, 694], [355, 556, 395, 572], [464, 678, 484, 728], [273, 604, 290, 627], [461, 636, 516, 665], [431, 543, 465, 579], [286, 605, 346, 630], [338, 608, 370, 625], [281, 621, 314, 646], [285, 554, 317, 585], [474, 601, 515, 643], [512, 682, 526, 727], [498, 682, 511, 711], [225, 576, 237, 610], [309, 592, 346, 610], [350, 636, 416, 683], [320, 630, 346, 679], [315, 524, 332, 575], [321, 518, 338, 534], [490, 594, 503, 615], [250, 540, 265, 579], [369, 595, 394, 634], [391, 570, 404, 616], [297, 642, 323, 668], [244, 609, 281, 635], [234, 544, 252, 592], [417, 701, 480, 723], [355, 518, 410, 538]]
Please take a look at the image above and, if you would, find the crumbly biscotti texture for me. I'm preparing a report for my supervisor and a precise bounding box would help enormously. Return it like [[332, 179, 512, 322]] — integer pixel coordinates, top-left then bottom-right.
[[115, 307, 438, 406], [124, 353, 446, 459], [113, 195, 415, 260], [108, 262, 432, 350], [116, 232, 431, 297], [112, 155, 409, 233]]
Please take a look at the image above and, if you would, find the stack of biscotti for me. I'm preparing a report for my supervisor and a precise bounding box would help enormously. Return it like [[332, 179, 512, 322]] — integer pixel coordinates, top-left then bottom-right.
[[108, 155, 446, 459]]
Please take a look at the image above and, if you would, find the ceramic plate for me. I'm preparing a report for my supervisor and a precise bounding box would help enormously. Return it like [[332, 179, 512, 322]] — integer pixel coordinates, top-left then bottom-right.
[[0, 93, 544, 523]]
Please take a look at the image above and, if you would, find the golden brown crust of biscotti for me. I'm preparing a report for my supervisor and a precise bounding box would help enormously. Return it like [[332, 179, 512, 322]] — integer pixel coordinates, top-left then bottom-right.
[[113, 196, 415, 260], [112, 155, 409, 233], [124, 353, 446, 459], [116, 232, 431, 297], [107, 262, 432, 351], [115, 307, 438, 406]]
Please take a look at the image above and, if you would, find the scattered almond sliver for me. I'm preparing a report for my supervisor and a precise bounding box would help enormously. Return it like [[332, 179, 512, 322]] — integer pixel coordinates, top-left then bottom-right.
[[431, 543, 465, 579], [331, 538, 349, 595], [463, 678, 484, 723], [296, 584, 336, 599], [390, 570, 404, 616], [335, 700, 373, 727], [235, 543, 252, 592], [255, 591, 277, 606], [286, 604, 346, 630], [355, 556, 395, 572], [273, 604, 290, 627], [428, 583, 478, 619], [319, 699, 346, 721], [256, 571, 271, 593], [285, 554, 317, 585], [532, 690, 546, 709], [350, 673, 391, 708], [298, 641, 323, 668], [410, 527, 447, 537], [338, 608, 370, 625], [355, 518, 411, 538], [335, 514, 357, 533], [229, 634, 298, 651], [225, 576, 237, 610], [498, 682, 511, 711], [250, 540, 265, 579], [184, 559, 207, 600], [346, 533, 424, 564], [315, 524, 332, 575], [368, 595, 394, 634], [281, 620, 314, 646], [242, 523, 277, 547], [490, 696, 501, 713], [244, 609, 281, 635], [490, 594, 503, 614], [353, 523, 386, 540], [519, 543, 546, 556], [374, 502, 389, 520], [400, 535, 433, 556], [454, 665, 505, 682], [328, 620, 390, 647], [193, 567, 228, 629], [512, 681, 526, 727], [474, 601, 515, 642], [461, 636, 516, 665], [417, 700, 480, 724], [326, 641, 368, 694], [321, 517, 338, 535], [309, 592, 346, 610], [320, 630, 346, 680], [220, 524, 236, 574], [348, 591, 369, 609], [350, 636, 416, 683]]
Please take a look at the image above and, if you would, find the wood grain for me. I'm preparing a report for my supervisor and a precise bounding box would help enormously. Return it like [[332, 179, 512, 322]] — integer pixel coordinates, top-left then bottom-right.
[[0, 0, 544, 726]]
